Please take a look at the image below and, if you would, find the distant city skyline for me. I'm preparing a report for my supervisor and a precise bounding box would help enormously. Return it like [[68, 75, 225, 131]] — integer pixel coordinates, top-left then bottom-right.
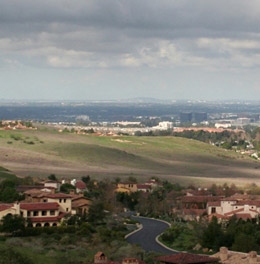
[[1, 1, 260, 101]]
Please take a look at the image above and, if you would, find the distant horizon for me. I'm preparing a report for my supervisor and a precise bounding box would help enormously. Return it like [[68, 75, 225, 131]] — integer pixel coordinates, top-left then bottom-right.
[[1, 97, 260, 104]]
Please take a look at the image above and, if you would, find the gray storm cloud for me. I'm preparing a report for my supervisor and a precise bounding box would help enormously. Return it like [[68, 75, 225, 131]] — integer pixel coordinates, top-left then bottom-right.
[[1, 0, 260, 100]]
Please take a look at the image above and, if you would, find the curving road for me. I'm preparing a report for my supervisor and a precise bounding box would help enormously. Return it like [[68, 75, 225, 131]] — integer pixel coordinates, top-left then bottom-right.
[[126, 215, 178, 254]]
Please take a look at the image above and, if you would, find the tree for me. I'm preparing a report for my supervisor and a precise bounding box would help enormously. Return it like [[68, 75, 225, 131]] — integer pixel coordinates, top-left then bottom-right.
[[232, 233, 259, 252], [60, 183, 75, 194], [81, 175, 90, 184], [87, 201, 107, 224], [48, 174, 57, 181], [201, 216, 223, 251], [0, 187, 20, 203], [1, 214, 25, 233]]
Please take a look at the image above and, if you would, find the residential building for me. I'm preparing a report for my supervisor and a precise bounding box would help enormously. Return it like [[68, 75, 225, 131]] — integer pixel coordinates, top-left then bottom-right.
[[207, 197, 260, 221]]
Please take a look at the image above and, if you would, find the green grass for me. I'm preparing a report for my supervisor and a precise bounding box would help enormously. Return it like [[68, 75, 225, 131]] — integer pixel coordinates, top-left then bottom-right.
[[0, 127, 259, 185]]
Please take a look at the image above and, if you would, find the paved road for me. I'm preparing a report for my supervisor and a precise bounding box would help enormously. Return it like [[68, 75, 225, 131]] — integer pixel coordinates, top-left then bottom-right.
[[126, 215, 178, 254]]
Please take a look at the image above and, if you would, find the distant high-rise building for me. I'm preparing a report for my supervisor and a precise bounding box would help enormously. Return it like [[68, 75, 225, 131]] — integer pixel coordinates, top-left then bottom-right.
[[180, 112, 192, 123], [193, 112, 207, 123]]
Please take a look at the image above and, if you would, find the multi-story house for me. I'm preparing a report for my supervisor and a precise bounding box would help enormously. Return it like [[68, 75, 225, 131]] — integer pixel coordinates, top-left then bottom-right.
[[207, 196, 260, 221]]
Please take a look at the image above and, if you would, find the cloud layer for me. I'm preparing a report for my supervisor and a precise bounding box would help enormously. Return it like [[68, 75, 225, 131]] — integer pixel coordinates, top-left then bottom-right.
[[1, 0, 260, 100]]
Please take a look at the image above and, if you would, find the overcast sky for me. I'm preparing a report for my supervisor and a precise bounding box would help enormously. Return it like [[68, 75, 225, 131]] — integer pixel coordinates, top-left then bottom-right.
[[1, 0, 260, 101]]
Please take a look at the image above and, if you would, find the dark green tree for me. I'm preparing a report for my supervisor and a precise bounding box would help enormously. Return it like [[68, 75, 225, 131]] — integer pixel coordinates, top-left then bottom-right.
[[60, 183, 76, 194], [48, 174, 57, 181], [201, 216, 223, 251], [87, 201, 106, 224], [1, 214, 25, 233]]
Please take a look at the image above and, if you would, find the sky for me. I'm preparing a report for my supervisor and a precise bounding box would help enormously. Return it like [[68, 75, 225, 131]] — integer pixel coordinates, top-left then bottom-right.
[[1, 0, 260, 101]]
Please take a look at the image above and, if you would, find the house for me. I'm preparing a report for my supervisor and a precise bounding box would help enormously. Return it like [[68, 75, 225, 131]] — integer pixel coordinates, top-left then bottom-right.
[[23, 189, 54, 202], [71, 192, 92, 215], [23, 191, 73, 213], [75, 180, 87, 193], [177, 195, 222, 220], [0, 203, 18, 219], [156, 252, 219, 264], [20, 202, 65, 227], [207, 197, 260, 221], [116, 183, 138, 193], [137, 184, 151, 193], [44, 193, 72, 213], [44, 180, 61, 191], [0, 202, 67, 227], [94, 252, 108, 264]]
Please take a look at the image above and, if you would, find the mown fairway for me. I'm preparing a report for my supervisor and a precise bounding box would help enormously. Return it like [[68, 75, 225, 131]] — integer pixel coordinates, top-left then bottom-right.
[[0, 126, 260, 186]]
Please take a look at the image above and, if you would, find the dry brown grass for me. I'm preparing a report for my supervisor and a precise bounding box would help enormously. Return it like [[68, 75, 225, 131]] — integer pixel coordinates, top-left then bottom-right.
[[0, 127, 260, 187]]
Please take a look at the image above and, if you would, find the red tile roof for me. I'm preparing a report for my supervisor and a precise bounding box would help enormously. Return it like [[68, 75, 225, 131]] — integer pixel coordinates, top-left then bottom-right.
[[137, 184, 151, 189], [29, 212, 66, 223], [46, 193, 72, 199], [75, 181, 86, 190], [0, 204, 13, 212], [156, 253, 218, 264], [20, 202, 59, 211], [207, 201, 221, 207], [181, 196, 221, 203], [235, 200, 260, 206], [234, 213, 252, 220]]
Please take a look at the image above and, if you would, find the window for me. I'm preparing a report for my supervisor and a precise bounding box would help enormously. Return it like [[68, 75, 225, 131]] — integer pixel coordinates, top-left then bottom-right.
[[59, 199, 62, 203], [42, 211, 47, 216], [211, 207, 216, 214], [27, 211, 30, 217], [43, 199, 47, 203], [63, 199, 66, 203], [33, 211, 38, 216], [50, 210, 55, 216]]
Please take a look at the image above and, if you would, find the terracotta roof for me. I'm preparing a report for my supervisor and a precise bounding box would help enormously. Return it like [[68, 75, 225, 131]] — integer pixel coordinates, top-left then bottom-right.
[[220, 197, 238, 202], [208, 213, 229, 220], [207, 201, 221, 207], [234, 213, 252, 220], [95, 252, 105, 257], [20, 202, 59, 211], [156, 253, 218, 264], [224, 208, 244, 216], [75, 181, 86, 189], [72, 201, 91, 208], [181, 196, 221, 203], [46, 193, 72, 199], [0, 204, 13, 212], [235, 200, 260, 206], [137, 184, 151, 189], [29, 212, 66, 223]]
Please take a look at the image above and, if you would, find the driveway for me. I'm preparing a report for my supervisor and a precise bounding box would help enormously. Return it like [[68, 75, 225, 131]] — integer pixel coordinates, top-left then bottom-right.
[[126, 215, 178, 254]]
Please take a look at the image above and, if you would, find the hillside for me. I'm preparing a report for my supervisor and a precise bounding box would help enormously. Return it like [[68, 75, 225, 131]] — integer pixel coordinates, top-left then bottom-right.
[[0, 127, 259, 186]]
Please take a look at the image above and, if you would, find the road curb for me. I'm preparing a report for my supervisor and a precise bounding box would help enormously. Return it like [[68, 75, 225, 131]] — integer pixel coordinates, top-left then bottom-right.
[[126, 215, 177, 253]]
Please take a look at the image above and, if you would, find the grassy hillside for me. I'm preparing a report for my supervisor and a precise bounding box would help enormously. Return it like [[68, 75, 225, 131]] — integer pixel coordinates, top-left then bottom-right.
[[0, 127, 259, 186]]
